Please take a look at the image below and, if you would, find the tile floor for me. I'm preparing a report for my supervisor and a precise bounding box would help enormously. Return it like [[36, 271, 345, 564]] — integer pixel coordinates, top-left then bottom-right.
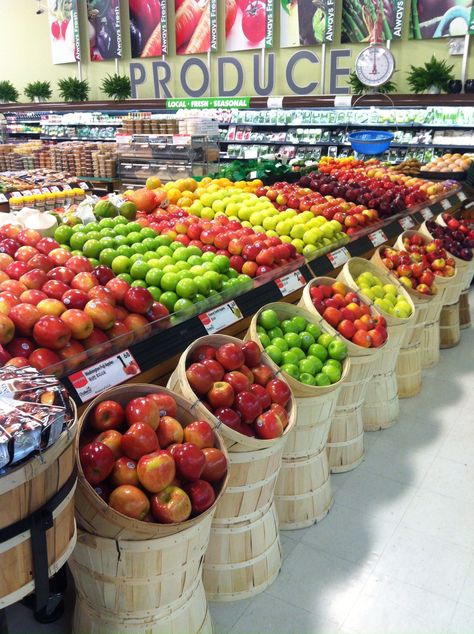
[[6, 294, 474, 634]]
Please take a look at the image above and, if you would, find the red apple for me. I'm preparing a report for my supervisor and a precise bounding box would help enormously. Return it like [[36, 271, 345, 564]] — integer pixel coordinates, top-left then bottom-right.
[[92, 265, 115, 286], [183, 420, 214, 449], [62, 289, 88, 310], [60, 309, 94, 340], [49, 248, 71, 266], [241, 341, 261, 368], [36, 237, 60, 255], [111, 457, 139, 487], [84, 300, 116, 331], [121, 422, 159, 460], [173, 442, 205, 482], [42, 280, 70, 301], [249, 383, 272, 409], [251, 364, 274, 386], [0, 314, 14, 345], [157, 416, 184, 448], [9, 303, 41, 336], [186, 362, 214, 395], [202, 447, 227, 482], [147, 393, 177, 418], [201, 358, 225, 382], [352, 329, 372, 348], [207, 381, 234, 409], [67, 255, 92, 273], [95, 429, 123, 459], [270, 403, 289, 429], [137, 450, 176, 493], [235, 391, 262, 424], [47, 267, 75, 285], [150, 486, 192, 523], [83, 328, 110, 354], [223, 370, 250, 394], [184, 479, 216, 514], [17, 229, 42, 247], [338, 319, 357, 340], [33, 315, 71, 349], [37, 298, 66, 317], [71, 272, 99, 293], [80, 441, 115, 485], [123, 287, 153, 314], [265, 378, 291, 407], [90, 399, 125, 431], [254, 410, 283, 439], [0, 344, 11, 365], [6, 337, 35, 358], [105, 278, 130, 303], [125, 396, 161, 431], [109, 484, 150, 520], [6, 356, 30, 368], [19, 268, 48, 290], [191, 345, 216, 363], [215, 343, 245, 371], [19, 289, 47, 306]]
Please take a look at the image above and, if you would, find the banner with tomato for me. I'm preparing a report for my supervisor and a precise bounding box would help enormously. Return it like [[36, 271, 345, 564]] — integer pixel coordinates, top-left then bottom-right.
[[88, 0, 122, 61], [129, 0, 168, 57], [175, 0, 218, 55], [280, 0, 335, 47], [341, 0, 406, 43], [410, 0, 473, 38], [48, 0, 81, 64], [226, 0, 274, 51]]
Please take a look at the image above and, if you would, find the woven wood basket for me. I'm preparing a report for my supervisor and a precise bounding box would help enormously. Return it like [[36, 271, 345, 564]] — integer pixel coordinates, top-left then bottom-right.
[[0, 412, 77, 608], [459, 290, 471, 329], [439, 301, 461, 348]]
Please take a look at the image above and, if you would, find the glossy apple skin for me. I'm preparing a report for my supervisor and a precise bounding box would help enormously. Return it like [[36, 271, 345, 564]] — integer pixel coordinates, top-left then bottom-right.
[[137, 450, 176, 493], [173, 443, 205, 482], [80, 441, 115, 485], [125, 396, 161, 431], [91, 400, 125, 431], [109, 484, 150, 520], [150, 486, 192, 523], [184, 479, 216, 514], [157, 416, 184, 448], [183, 420, 214, 449], [202, 447, 228, 482], [121, 422, 159, 460]]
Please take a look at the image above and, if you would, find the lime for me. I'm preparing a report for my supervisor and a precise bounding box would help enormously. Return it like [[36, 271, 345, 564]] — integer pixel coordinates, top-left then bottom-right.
[[161, 272, 179, 292], [281, 363, 299, 379], [145, 269, 164, 287], [99, 248, 118, 267], [112, 215, 127, 225], [201, 251, 215, 261], [175, 261, 191, 271], [308, 343, 328, 362], [172, 247, 191, 262], [130, 253, 144, 264], [130, 260, 151, 280], [99, 218, 115, 228], [113, 225, 129, 236], [158, 256, 174, 268], [258, 309, 280, 331], [284, 332, 301, 348], [315, 373, 331, 387], [188, 255, 203, 267], [142, 238, 157, 252], [266, 345, 283, 365], [99, 229, 115, 238], [271, 337, 288, 352]]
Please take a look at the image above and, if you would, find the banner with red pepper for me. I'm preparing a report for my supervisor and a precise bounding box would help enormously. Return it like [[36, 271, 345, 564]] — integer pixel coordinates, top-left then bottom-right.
[[88, 0, 122, 61], [129, 0, 168, 57], [175, 0, 218, 55], [410, 0, 473, 38], [342, 0, 406, 43], [280, 0, 335, 47], [226, 0, 274, 51], [47, 0, 81, 64]]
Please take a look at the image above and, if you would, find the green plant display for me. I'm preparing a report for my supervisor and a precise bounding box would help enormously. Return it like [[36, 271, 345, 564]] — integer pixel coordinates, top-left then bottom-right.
[[24, 81, 52, 102], [101, 74, 131, 101], [57, 77, 89, 102], [407, 56, 455, 93], [0, 81, 19, 102], [347, 72, 398, 95]]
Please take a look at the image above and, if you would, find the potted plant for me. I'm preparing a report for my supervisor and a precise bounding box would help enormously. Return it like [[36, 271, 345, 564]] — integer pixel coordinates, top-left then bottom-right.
[[407, 56, 454, 94], [0, 81, 19, 103], [101, 74, 131, 101], [347, 73, 397, 95], [57, 77, 89, 102], [24, 81, 52, 103]]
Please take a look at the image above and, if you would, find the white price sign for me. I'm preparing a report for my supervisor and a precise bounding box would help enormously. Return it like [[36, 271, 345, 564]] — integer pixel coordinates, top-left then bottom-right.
[[420, 207, 434, 221], [10, 192, 22, 198], [334, 95, 352, 107], [368, 229, 388, 247], [441, 199, 451, 210], [31, 188, 42, 195], [0, 194, 7, 203], [275, 270, 306, 297], [69, 350, 140, 403], [458, 191, 467, 201], [327, 247, 350, 268], [267, 97, 283, 109], [41, 187, 50, 193], [79, 181, 89, 190], [50, 186, 60, 192], [199, 301, 243, 334], [399, 216, 415, 230]]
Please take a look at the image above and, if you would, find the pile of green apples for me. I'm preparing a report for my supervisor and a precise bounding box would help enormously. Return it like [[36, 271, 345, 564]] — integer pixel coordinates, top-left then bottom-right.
[[355, 271, 412, 318]]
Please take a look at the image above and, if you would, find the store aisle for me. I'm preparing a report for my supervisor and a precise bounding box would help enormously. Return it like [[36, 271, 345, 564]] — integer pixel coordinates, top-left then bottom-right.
[[6, 296, 474, 634]]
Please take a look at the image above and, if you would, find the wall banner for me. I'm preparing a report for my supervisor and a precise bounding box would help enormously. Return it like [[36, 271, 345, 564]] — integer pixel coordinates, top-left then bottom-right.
[[226, 0, 274, 51], [88, 0, 122, 61], [129, 0, 168, 58], [175, 0, 218, 55], [48, 0, 81, 64], [280, 0, 335, 48], [342, 0, 406, 43], [410, 0, 473, 39]]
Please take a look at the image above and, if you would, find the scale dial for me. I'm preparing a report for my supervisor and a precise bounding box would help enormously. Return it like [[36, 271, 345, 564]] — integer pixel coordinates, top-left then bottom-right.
[[355, 45, 395, 88]]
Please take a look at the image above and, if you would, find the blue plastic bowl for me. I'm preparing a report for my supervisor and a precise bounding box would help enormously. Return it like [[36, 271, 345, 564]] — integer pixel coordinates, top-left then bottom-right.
[[348, 130, 394, 155]]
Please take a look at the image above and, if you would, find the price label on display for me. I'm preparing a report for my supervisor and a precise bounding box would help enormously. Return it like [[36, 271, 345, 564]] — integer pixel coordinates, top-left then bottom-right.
[[399, 216, 415, 230], [327, 247, 350, 269], [368, 229, 388, 247], [275, 270, 306, 297], [0, 194, 7, 203], [31, 189, 42, 195], [69, 350, 140, 403], [79, 181, 89, 190], [41, 187, 50, 193], [267, 97, 283, 109], [50, 186, 60, 192], [199, 301, 243, 335], [334, 95, 352, 107], [420, 208, 434, 221], [10, 192, 22, 198], [441, 199, 451, 210], [458, 191, 467, 201]]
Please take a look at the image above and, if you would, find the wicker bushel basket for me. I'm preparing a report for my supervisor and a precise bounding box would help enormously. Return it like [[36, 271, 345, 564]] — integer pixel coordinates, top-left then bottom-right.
[[246, 301, 348, 528]]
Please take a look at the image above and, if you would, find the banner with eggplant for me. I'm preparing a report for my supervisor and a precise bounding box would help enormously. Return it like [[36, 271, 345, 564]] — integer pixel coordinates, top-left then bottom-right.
[[410, 0, 473, 38], [280, 0, 335, 48], [175, 0, 218, 55], [226, 0, 274, 51], [48, 0, 81, 64], [341, 0, 406, 42], [88, 0, 122, 61], [129, 0, 168, 57]]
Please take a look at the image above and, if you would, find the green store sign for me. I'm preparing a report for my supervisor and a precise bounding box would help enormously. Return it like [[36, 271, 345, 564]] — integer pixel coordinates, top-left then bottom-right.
[[166, 97, 250, 109]]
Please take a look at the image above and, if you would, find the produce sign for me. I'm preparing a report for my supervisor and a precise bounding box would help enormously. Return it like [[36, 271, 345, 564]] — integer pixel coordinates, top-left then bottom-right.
[[48, 0, 81, 64], [410, 0, 473, 38], [129, 0, 168, 57], [341, 0, 406, 42], [280, 0, 335, 47], [226, 0, 274, 51], [88, 0, 122, 61], [175, 0, 218, 55]]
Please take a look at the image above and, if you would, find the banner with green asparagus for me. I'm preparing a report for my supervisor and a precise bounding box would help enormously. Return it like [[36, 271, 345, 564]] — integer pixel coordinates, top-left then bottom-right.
[[341, 0, 406, 43], [280, 0, 335, 47], [409, 0, 473, 38]]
